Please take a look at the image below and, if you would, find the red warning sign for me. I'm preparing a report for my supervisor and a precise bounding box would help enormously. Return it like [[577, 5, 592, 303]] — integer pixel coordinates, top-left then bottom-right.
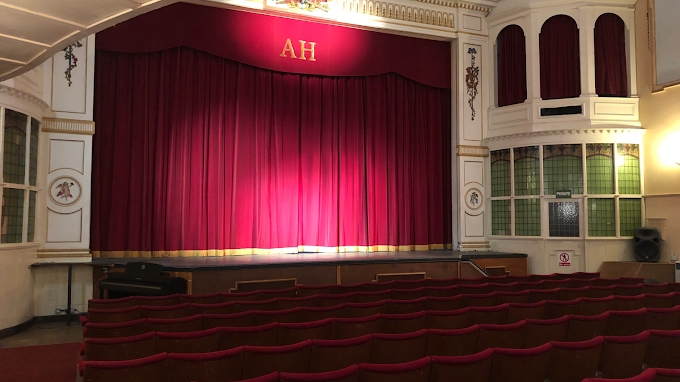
[[559, 253, 571, 267]]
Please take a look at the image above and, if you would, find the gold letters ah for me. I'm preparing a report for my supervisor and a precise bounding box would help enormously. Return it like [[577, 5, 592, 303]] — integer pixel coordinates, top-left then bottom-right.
[[280, 39, 316, 62]]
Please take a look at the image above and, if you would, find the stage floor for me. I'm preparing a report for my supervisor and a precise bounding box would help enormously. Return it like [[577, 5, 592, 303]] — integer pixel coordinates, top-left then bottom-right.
[[90, 250, 526, 272]]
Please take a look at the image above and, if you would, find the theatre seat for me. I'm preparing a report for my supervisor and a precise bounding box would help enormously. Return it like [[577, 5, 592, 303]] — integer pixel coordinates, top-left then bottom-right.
[[559, 286, 589, 301], [506, 301, 546, 323], [354, 291, 391, 304], [606, 308, 647, 336], [358, 357, 431, 382], [546, 336, 604, 382], [87, 306, 141, 323], [135, 294, 181, 307], [148, 314, 203, 333], [389, 287, 427, 301], [429, 348, 494, 382], [425, 308, 470, 330], [645, 306, 680, 330], [489, 343, 552, 382], [370, 329, 428, 364], [425, 295, 466, 311], [566, 312, 610, 342], [88, 296, 136, 310], [179, 292, 221, 305], [496, 290, 530, 304], [544, 298, 582, 319], [140, 303, 192, 319], [331, 314, 381, 340], [341, 301, 386, 319], [84, 318, 149, 338], [581, 368, 656, 382], [299, 305, 345, 322], [378, 311, 427, 334], [241, 340, 313, 379], [477, 321, 526, 351], [156, 327, 221, 354], [236, 372, 280, 382], [615, 284, 645, 296], [580, 296, 615, 316], [425, 285, 459, 298], [219, 322, 279, 349], [599, 331, 650, 379], [468, 303, 509, 325], [522, 316, 569, 348], [655, 367, 680, 382], [277, 319, 333, 345], [462, 291, 498, 307], [84, 332, 157, 361], [643, 283, 671, 295], [280, 364, 360, 382], [527, 288, 561, 303], [166, 347, 244, 382], [385, 297, 427, 314], [82, 352, 168, 382], [587, 285, 617, 299], [645, 292, 677, 309], [426, 325, 480, 357], [308, 335, 373, 373], [645, 330, 680, 369]]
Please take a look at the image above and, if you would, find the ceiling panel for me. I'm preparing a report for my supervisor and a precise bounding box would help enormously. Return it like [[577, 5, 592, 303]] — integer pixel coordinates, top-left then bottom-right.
[[0, 0, 137, 27], [0, 5, 80, 45], [0, 60, 21, 78], [0, 37, 44, 63]]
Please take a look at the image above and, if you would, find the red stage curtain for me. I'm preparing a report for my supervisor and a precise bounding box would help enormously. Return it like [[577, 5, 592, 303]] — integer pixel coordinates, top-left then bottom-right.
[[92, 47, 452, 254], [594, 13, 628, 97], [496, 25, 527, 107], [540, 15, 581, 100]]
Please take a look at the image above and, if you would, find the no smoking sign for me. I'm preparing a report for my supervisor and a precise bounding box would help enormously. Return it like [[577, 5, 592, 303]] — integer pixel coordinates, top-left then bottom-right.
[[559, 252, 571, 267]]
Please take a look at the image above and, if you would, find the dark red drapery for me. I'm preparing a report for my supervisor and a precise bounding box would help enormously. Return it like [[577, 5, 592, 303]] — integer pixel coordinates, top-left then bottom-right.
[[92, 48, 452, 255], [594, 13, 628, 97], [540, 15, 581, 100], [496, 25, 527, 107]]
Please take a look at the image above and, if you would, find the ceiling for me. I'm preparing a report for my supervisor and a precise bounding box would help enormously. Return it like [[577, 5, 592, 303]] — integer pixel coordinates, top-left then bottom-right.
[[0, 0, 176, 82]]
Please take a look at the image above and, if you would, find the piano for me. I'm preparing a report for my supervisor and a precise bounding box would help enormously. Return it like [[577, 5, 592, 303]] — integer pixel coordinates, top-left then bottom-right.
[[99, 262, 187, 299]]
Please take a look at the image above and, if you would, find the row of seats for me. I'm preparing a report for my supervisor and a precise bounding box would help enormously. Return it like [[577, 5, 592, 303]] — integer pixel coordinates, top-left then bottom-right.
[[83, 292, 680, 333], [585, 368, 680, 382], [79, 330, 680, 382], [83, 307, 680, 361], [91, 275, 668, 310]]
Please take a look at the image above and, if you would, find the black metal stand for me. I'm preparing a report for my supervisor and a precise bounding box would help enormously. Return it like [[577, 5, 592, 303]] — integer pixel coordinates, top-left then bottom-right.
[[66, 263, 73, 326]]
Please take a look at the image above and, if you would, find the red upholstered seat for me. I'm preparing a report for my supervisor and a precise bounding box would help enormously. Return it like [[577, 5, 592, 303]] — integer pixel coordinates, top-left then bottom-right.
[[643, 283, 671, 295], [468, 303, 509, 325], [425, 277, 457, 288], [341, 300, 386, 319], [477, 320, 527, 351], [219, 322, 279, 349], [362, 281, 396, 292], [655, 367, 680, 382], [281, 364, 360, 382], [425, 295, 465, 311], [234, 298, 283, 314], [148, 314, 203, 333], [252, 307, 301, 325], [615, 283, 645, 296], [455, 277, 488, 285], [619, 278, 645, 285], [393, 279, 427, 289], [331, 314, 381, 340], [87, 306, 141, 323], [84, 331, 157, 361], [559, 286, 590, 301], [586, 285, 618, 299], [426, 325, 480, 357], [84, 318, 149, 338], [457, 282, 493, 295], [299, 304, 345, 322], [516, 280, 545, 291], [277, 319, 333, 345], [429, 348, 494, 382], [544, 298, 582, 319], [236, 371, 281, 382], [258, 287, 298, 300], [645, 329, 680, 369], [167, 346, 244, 382], [309, 334, 373, 373], [574, 272, 601, 279], [645, 305, 680, 330], [497, 290, 530, 304], [82, 352, 168, 382], [569, 278, 598, 288], [88, 296, 136, 310], [202, 311, 254, 329], [156, 327, 221, 354], [593, 278, 622, 287], [599, 331, 651, 379], [354, 290, 391, 304], [581, 368, 656, 382], [425, 307, 470, 330], [527, 287, 561, 303], [241, 340, 313, 379], [613, 295, 647, 311], [606, 308, 648, 336], [179, 292, 221, 305], [140, 303, 192, 319], [190, 301, 236, 315], [424, 285, 459, 298], [278, 295, 320, 310], [566, 311, 610, 341], [506, 275, 534, 283], [541, 278, 571, 290], [370, 329, 428, 364], [546, 336, 604, 382], [385, 297, 427, 314], [461, 291, 498, 307], [489, 343, 552, 382], [580, 296, 615, 316], [358, 356, 431, 382], [135, 294, 181, 306], [389, 287, 427, 301], [378, 311, 427, 334], [220, 290, 260, 302], [645, 292, 677, 309], [295, 284, 336, 297], [522, 315, 569, 348], [312, 292, 356, 307]]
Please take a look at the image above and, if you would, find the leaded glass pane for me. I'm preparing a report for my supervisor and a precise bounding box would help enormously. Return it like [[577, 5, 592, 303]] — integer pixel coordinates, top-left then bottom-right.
[[543, 144, 583, 195], [515, 198, 541, 236], [492, 200, 511, 235], [586, 144, 614, 194], [491, 149, 511, 197], [617, 144, 641, 195], [1, 188, 24, 243], [3, 110, 27, 185], [28, 191, 36, 242], [620, 198, 642, 237], [514, 146, 540, 196], [549, 201, 580, 237], [588, 198, 615, 237], [29, 118, 39, 186]]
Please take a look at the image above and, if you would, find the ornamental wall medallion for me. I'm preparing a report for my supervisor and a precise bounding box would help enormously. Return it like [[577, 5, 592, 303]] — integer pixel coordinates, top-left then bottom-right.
[[465, 187, 483, 211], [49, 176, 82, 207]]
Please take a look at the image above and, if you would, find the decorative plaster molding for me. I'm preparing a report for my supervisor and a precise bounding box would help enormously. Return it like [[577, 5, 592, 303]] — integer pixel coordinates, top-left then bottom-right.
[[0, 84, 49, 111], [483, 128, 645, 143], [408, 0, 493, 14], [340, 0, 456, 28], [457, 145, 489, 157], [42, 117, 95, 135]]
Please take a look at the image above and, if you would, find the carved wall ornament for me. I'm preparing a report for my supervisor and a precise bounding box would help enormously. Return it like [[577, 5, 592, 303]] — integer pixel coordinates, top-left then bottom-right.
[[49, 176, 82, 207], [466, 47, 479, 121], [63, 41, 83, 87]]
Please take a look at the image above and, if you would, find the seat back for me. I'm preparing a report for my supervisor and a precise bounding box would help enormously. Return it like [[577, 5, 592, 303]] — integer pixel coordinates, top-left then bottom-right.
[[84, 332, 157, 361], [598, 331, 650, 379], [645, 329, 680, 369], [309, 335, 373, 373], [277, 319, 333, 346], [135, 295, 181, 307], [83, 352, 168, 382], [645, 306, 680, 330], [87, 306, 141, 324], [429, 348, 494, 382], [426, 325, 480, 356], [566, 312, 610, 342], [546, 336, 604, 382], [645, 292, 676, 309], [280, 364, 360, 382], [241, 340, 313, 380], [580, 296, 615, 316], [606, 308, 647, 336], [425, 295, 465, 311], [84, 318, 149, 338], [156, 328, 221, 354], [378, 311, 427, 334], [148, 314, 203, 333], [496, 290, 530, 304], [370, 329, 428, 364], [544, 298, 582, 319], [425, 308, 470, 330], [506, 301, 546, 323], [358, 357, 431, 382], [489, 343, 552, 382], [88, 297, 136, 310], [166, 347, 244, 382], [140, 303, 192, 319], [219, 323, 279, 349], [522, 316, 569, 348], [385, 297, 427, 314], [477, 321, 526, 351], [468, 304, 509, 325], [331, 314, 381, 340]]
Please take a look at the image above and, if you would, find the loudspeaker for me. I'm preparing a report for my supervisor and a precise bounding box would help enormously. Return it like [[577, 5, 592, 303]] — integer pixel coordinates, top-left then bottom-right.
[[634, 227, 661, 263]]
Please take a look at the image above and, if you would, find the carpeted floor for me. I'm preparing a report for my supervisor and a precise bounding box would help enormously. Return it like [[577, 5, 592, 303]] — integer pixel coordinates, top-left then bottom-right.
[[0, 342, 81, 382]]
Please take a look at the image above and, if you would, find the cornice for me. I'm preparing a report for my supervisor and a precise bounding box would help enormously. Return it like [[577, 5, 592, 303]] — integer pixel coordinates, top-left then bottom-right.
[[340, 0, 456, 28], [409, 0, 494, 14], [483, 128, 645, 143], [0, 85, 49, 111]]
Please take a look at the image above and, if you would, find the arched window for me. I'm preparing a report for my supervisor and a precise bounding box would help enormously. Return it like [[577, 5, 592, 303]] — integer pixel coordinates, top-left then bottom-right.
[[540, 15, 580, 100], [497, 25, 527, 107], [595, 13, 628, 97]]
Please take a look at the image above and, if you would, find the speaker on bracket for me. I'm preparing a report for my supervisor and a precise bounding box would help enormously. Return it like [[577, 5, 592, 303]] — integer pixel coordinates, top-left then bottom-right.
[[633, 227, 661, 263]]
